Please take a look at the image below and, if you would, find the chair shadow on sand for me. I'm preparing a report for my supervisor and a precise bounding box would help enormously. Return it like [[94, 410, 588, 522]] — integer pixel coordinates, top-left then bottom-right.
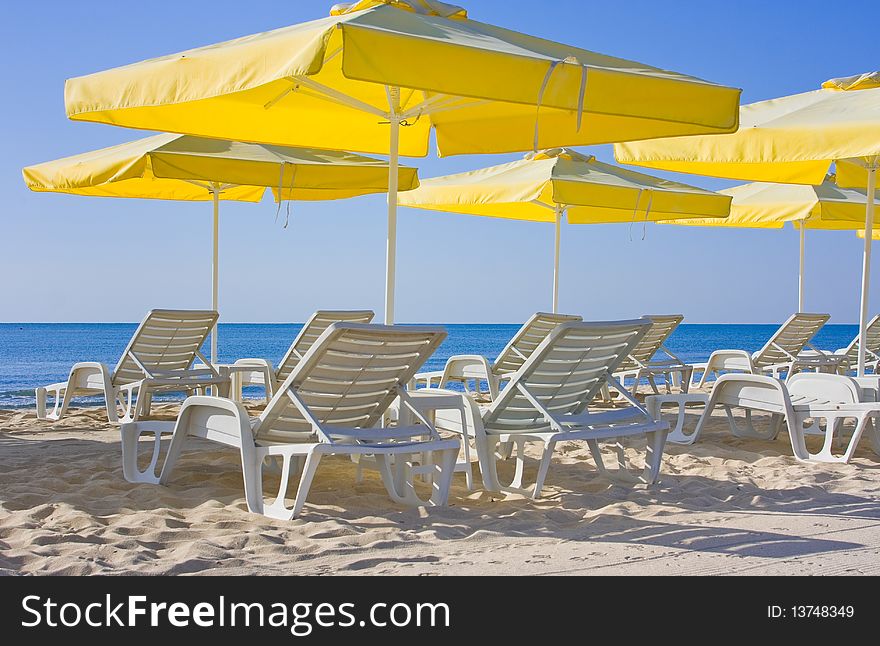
[[2, 418, 878, 566]]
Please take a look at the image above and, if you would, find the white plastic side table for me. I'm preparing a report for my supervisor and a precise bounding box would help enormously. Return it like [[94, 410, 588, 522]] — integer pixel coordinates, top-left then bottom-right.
[[396, 390, 474, 490], [646, 392, 709, 445]]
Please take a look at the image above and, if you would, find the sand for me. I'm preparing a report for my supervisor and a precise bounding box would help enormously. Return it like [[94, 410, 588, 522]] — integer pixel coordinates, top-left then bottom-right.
[[2, 397, 880, 576]]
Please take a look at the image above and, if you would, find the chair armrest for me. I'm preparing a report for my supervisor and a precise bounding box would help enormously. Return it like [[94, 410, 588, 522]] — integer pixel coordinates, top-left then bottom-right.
[[443, 355, 493, 379], [708, 350, 755, 372], [229, 358, 276, 387], [414, 355, 493, 389], [66, 362, 114, 390], [232, 358, 275, 371], [174, 395, 256, 448]]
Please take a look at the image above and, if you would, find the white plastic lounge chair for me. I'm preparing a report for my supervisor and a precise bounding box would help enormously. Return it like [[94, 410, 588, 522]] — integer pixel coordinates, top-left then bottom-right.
[[611, 315, 690, 395], [432, 320, 669, 498], [800, 314, 880, 374], [120, 323, 460, 520], [36, 309, 227, 423], [693, 372, 880, 463], [228, 310, 374, 401], [412, 312, 582, 400], [694, 313, 840, 387]]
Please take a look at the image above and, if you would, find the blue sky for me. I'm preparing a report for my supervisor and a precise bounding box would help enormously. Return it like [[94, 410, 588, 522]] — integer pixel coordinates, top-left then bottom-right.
[[1, 0, 876, 324]]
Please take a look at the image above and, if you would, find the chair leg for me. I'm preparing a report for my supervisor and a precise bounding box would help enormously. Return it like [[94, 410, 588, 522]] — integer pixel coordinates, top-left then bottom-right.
[[103, 385, 119, 423], [118, 385, 137, 424], [374, 448, 458, 508], [35, 387, 48, 420], [691, 399, 717, 444], [697, 363, 715, 388], [642, 429, 668, 485], [531, 440, 557, 499], [121, 423, 172, 483], [140, 391, 153, 418], [726, 407, 782, 440], [157, 421, 195, 485], [56, 383, 78, 422], [586, 433, 666, 486], [869, 418, 880, 457], [660, 400, 698, 445], [476, 436, 529, 494], [793, 413, 869, 464], [680, 367, 693, 394], [261, 449, 323, 521]]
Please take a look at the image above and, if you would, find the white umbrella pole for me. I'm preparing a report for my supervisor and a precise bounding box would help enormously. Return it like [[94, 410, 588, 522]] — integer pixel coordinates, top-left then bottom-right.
[[857, 167, 877, 377], [552, 205, 562, 313], [384, 88, 401, 325], [798, 224, 805, 312], [211, 185, 220, 365]]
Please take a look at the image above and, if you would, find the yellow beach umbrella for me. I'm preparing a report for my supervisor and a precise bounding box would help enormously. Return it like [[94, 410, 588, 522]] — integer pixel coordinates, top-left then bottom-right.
[[658, 177, 880, 311], [400, 148, 731, 311], [63, 0, 741, 323], [615, 72, 880, 375], [23, 133, 419, 362]]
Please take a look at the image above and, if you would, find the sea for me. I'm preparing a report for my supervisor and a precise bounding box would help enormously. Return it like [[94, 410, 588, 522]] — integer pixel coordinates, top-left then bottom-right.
[[0, 322, 860, 410]]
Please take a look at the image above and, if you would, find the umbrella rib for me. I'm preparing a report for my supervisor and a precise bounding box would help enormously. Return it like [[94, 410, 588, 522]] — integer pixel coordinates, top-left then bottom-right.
[[530, 199, 557, 211], [272, 76, 389, 119]]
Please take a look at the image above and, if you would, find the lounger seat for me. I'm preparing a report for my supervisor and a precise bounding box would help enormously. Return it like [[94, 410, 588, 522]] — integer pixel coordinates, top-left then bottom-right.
[[433, 320, 669, 498], [36, 309, 227, 423], [121, 323, 459, 520], [694, 372, 880, 463], [693, 313, 841, 387]]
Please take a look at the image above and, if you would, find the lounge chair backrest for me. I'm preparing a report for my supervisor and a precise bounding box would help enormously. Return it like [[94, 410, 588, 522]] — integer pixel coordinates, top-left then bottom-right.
[[492, 312, 583, 376], [255, 323, 446, 442], [616, 314, 684, 371], [840, 314, 880, 365], [752, 313, 830, 368], [483, 320, 650, 434], [275, 310, 375, 382], [112, 309, 219, 386]]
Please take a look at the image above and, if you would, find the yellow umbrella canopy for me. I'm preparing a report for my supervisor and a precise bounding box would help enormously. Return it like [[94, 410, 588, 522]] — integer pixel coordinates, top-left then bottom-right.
[[22, 133, 419, 361], [658, 177, 880, 312], [661, 179, 880, 229], [400, 148, 731, 311], [65, 1, 741, 156], [23, 133, 419, 200], [63, 0, 741, 323], [615, 72, 880, 375], [615, 72, 880, 185]]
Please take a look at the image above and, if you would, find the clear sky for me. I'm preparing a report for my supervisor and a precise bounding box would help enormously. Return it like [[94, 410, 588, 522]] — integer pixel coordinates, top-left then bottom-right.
[[1, 0, 877, 324]]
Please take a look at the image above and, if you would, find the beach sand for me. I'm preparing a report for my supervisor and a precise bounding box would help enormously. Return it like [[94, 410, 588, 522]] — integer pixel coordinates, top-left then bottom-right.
[[2, 397, 880, 576]]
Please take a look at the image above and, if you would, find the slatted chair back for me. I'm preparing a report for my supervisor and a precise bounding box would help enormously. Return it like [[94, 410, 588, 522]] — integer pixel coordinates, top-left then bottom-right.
[[616, 314, 684, 372], [492, 312, 583, 377], [256, 323, 446, 443], [752, 313, 830, 369], [112, 309, 218, 386], [483, 320, 650, 435], [275, 310, 375, 382], [840, 314, 880, 367]]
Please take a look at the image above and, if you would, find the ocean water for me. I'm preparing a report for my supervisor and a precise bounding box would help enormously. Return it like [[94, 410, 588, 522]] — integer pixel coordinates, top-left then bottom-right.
[[0, 322, 860, 410]]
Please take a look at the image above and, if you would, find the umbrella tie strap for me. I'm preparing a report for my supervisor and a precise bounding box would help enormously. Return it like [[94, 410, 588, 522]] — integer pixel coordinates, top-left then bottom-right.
[[276, 161, 297, 228], [534, 60, 562, 152], [577, 65, 587, 132], [642, 190, 653, 240], [628, 189, 643, 241], [628, 189, 653, 241]]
